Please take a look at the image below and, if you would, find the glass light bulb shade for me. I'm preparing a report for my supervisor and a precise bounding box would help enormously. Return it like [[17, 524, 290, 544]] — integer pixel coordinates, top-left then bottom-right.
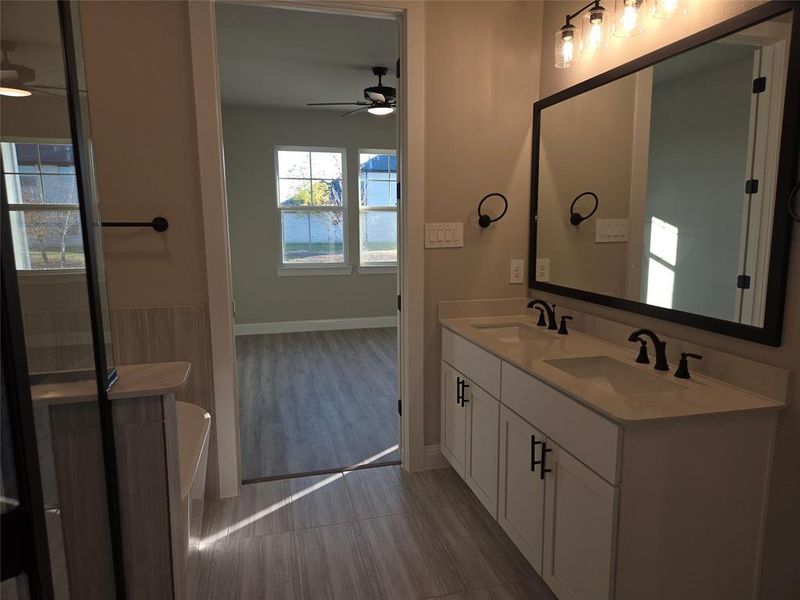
[[555, 26, 578, 69], [652, 0, 685, 19], [614, 0, 644, 37], [0, 86, 31, 97], [368, 106, 394, 116], [581, 9, 607, 54]]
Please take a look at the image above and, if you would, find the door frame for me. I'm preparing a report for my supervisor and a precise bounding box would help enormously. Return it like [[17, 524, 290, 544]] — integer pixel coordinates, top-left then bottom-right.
[[187, 0, 426, 497]]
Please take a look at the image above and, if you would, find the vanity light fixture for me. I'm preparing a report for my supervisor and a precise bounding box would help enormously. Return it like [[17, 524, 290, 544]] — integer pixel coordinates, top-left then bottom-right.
[[652, 0, 686, 19], [582, 3, 607, 54], [555, 21, 578, 68], [614, 0, 645, 37], [556, 0, 688, 68]]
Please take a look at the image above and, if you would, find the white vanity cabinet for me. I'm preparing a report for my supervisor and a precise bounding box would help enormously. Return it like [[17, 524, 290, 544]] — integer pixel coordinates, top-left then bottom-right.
[[440, 326, 777, 600]]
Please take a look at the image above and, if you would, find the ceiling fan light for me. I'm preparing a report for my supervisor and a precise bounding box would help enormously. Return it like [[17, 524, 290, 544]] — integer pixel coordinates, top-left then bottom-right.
[[368, 105, 394, 116], [0, 86, 31, 97]]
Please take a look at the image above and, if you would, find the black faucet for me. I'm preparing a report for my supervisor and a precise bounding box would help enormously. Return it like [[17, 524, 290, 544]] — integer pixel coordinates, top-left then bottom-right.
[[527, 299, 558, 330], [627, 329, 669, 371]]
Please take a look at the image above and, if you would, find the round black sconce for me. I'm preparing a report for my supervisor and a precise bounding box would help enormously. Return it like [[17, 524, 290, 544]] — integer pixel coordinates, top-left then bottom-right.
[[569, 191, 599, 226], [477, 193, 508, 228]]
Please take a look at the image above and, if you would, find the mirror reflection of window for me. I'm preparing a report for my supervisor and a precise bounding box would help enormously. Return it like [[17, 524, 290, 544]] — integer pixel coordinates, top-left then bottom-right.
[[644, 216, 678, 309], [2, 141, 84, 271]]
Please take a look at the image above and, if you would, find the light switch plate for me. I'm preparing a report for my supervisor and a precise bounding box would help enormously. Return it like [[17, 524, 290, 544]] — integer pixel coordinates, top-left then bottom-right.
[[536, 258, 550, 282], [595, 218, 629, 243], [510, 259, 524, 284], [424, 222, 464, 248]]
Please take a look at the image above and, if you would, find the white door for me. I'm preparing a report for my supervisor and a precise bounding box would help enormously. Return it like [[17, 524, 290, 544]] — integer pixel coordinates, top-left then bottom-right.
[[440, 361, 466, 476], [542, 441, 617, 600], [464, 384, 499, 516], [497, 405, 546, 574]]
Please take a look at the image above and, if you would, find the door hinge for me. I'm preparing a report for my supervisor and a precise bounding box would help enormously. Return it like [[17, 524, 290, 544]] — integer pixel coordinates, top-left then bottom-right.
[[396, 58, 400, 78], [745, 179, 759, 194], [737, 274, 751, 290], [397, 294, 401, 311], [752, 76, 766, 93], [396, 181, 400, 200], [397, 399, 402, 416]]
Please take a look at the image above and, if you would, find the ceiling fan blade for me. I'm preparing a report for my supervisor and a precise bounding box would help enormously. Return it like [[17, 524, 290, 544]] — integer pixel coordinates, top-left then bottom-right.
[[365, 91, 385, 103], [341, 106, 371, 117], [306, 101, 367, 106]]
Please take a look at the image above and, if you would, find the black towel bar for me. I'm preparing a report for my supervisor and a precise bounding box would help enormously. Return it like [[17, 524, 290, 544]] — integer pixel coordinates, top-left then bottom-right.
[[101, 217, 168, 232]]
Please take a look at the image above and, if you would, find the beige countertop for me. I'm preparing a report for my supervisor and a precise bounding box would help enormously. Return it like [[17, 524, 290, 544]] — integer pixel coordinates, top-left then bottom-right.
[[440, 314, 783, 424], [31, 361, 191, 406]]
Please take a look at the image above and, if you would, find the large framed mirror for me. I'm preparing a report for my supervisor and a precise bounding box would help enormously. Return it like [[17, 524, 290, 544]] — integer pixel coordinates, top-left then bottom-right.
[[530, 1, 799, 346]]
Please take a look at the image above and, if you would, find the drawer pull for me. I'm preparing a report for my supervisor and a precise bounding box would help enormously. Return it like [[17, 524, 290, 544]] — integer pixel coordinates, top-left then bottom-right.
[[456, 377, 463, 405], [540, 442, 553, 480], [461, 381, 470, 405], [531, 435, 543, 472]]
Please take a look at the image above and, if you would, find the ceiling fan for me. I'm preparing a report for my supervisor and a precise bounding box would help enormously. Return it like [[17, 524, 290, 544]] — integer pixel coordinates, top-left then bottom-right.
[[307, 66, 396, 117]]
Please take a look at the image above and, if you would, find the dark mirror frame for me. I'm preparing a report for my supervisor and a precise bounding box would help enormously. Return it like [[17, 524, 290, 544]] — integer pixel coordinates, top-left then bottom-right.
[[529, 1, 800, 347]]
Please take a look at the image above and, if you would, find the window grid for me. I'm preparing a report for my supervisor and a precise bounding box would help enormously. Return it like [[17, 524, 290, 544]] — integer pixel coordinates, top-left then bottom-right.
[[2, 141, 83, 271], [358, 149, 398, 266], [275, 146, 347, 266]]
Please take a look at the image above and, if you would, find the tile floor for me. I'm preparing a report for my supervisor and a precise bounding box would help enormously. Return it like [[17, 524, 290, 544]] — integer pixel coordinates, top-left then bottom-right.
[[188, 466, 557, 600]]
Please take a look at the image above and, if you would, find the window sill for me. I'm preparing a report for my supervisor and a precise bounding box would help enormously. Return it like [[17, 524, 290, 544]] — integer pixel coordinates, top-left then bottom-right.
[[276, 265, 353, 277], [357, 265, 397, 275]]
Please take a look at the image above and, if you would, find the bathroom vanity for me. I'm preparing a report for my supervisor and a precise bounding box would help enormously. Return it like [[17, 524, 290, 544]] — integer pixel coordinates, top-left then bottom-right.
[[31, 362, 201, 600], [439, 315, 784, 600]]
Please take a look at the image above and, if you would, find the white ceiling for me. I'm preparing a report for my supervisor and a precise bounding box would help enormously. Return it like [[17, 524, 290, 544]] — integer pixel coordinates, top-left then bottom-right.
[[215, 3, 398, 110]]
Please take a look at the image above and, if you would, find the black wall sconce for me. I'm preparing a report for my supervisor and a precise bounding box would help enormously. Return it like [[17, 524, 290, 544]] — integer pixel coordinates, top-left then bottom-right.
[[569, 191, 599, 226], [478, 193, 509, 228]]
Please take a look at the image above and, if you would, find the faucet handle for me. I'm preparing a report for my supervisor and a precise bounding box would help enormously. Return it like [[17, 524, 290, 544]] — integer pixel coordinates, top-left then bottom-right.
[[635, 339, 650, 364], [674, 352, 703, 379], [557, 316, 573, 335], [534, 307, 547, 327]]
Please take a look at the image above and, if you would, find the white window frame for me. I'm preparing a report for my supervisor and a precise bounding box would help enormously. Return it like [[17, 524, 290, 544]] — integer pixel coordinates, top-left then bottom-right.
[[274, 145, 350, 276], [1, 138, 84, 275], [357, 148, 398, 270]]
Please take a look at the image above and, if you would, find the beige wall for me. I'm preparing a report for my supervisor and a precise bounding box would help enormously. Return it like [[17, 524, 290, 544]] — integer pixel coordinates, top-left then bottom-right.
[[537, 2, 798, 597], [80, 0, 209, 309], [423, 0, 544, 443], [221, 106, 397, 324]]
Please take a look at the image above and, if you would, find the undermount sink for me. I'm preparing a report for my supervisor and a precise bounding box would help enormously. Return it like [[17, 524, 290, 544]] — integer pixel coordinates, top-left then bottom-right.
[[544, 355, 680, 395], [472, 322, 552, 344]]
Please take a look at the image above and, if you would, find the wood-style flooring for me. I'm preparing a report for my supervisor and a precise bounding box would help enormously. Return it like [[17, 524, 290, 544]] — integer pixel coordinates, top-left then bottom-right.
[[189, 465, 556, 600], [236, 329, 398, 481]]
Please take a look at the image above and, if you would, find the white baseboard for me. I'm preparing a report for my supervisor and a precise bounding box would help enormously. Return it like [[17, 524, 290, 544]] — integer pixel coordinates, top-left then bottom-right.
[[234, 315, 397, 336], [422, 444, 449, 470]]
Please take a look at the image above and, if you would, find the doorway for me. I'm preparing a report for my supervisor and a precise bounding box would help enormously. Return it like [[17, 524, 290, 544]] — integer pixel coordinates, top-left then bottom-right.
[[214, 3, 401, 482]]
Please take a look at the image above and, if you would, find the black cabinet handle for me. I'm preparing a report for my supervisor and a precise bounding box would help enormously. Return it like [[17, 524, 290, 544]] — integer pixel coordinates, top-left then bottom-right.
[[461, 381, 470, 405], [456, 377, 463, 405], [531, 435, 543, 472], [540, 442, 553, 480]]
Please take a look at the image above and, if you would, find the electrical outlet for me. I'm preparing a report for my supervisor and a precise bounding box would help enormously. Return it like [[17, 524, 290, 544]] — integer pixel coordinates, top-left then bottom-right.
[[510, 259, 524, 284], [536, 258, 550, 282]]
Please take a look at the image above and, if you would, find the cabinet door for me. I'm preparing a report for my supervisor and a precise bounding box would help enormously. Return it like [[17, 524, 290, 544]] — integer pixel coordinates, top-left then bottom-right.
[[464, 383, 499, 517], [440, 361, 466, 476], [542, 442, 617, 600], [497, 406, 546, 574]]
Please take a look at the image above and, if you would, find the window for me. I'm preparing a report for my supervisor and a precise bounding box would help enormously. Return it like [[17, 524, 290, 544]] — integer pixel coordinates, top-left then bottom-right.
[[645, 216, 679, 309], [358, 150, 397, 265], [276, 147, 346, 265], [1, 141, 84, 270]]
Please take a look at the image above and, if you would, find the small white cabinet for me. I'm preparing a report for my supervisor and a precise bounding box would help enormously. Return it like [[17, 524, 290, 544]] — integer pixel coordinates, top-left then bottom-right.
[[465, 383, 499, 515], [498, 405, 546, 573], [441, 361, 467, 477], [441, 359, 500, 516], [542, 441, 617, 600]]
